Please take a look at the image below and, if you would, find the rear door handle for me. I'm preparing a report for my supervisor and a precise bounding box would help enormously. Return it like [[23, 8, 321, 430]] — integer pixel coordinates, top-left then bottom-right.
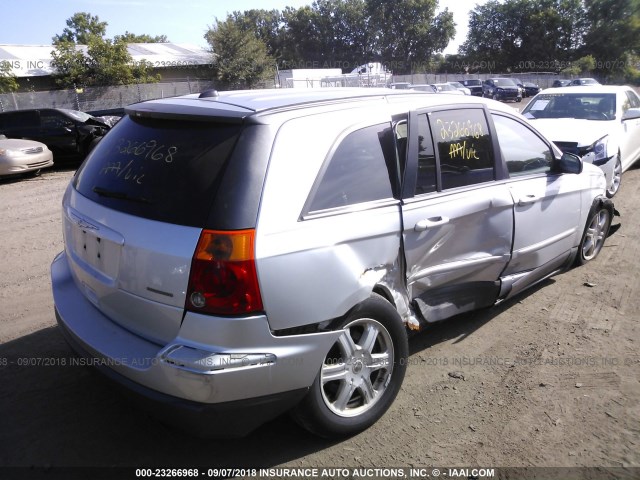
[[517, 194, 540, 206], [414, 216, 450, 231]]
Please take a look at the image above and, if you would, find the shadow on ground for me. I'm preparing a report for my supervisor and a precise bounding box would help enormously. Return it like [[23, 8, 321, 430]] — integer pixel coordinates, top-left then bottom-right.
[[0, 279, 553, 468]]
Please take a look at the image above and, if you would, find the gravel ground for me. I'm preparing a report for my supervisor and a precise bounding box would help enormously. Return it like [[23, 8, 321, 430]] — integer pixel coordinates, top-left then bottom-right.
[[0, 153, 638, 478]]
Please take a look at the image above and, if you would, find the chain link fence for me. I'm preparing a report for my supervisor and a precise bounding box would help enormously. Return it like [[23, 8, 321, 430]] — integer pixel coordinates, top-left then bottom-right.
[[2, 72, 633, 114], [390, 72, 573, 89], [0, 79, 216, 113]]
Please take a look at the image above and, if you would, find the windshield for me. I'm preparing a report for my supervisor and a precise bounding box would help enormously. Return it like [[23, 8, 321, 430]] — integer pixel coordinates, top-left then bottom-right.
[[494, 79, 516, 87], [60, 109, 93, 123], [449, 82, 463, 88], [522, 93, 616, 121]]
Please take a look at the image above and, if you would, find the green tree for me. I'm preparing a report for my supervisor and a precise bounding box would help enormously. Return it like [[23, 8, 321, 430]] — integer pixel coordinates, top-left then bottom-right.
[[51, 13, 161, 87], [582, 0, 640, 77], [204, 17, 275, 89], [561, 55, 596, 75], [461, 0, 586, 72], [52, 12, 107, 45], [50, 41, 88, 88], [280, 0, 371, 69], [366, 0, 455, 73], [230, 9, 285, 59], [280, 6, 322, 65], [86, 37, 159, 86], [622, 54, 640, 84], [113, 32, 169, 43], [0, 61, 19, 93]]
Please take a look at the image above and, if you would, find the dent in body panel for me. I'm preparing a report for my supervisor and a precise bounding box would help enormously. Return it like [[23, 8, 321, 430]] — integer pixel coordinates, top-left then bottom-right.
[[364, 255, 421, 330], [256, 208, 404, 331], [401, 186, 514, 323], [255, 107, 408, 331]]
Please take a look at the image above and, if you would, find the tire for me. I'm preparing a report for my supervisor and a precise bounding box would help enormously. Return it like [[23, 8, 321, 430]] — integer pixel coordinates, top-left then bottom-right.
[[516, 97, 522, 103], [575, 204, 612, 266], [492, 94, 499, 101], [27, 169, 41, 178], [606, 154, 622, 198], [291, 294, 408, 438]]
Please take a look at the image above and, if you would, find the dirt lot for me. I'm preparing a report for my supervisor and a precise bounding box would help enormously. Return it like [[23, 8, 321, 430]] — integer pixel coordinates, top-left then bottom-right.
[[0, 160, 639, 477]]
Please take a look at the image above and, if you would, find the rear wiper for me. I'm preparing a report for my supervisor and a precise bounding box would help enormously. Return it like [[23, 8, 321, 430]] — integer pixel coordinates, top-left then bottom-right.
[[92, 186, 151, 203]]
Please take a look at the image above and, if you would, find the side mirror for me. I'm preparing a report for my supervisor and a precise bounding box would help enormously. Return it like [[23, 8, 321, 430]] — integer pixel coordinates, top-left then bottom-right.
[[622, 107, 640, 121], [554, 152, 583, 174]]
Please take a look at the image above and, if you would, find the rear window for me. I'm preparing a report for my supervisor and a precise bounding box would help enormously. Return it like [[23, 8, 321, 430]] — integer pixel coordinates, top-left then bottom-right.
[[306, 123, 396, 213], [73, 115, 242, 227]]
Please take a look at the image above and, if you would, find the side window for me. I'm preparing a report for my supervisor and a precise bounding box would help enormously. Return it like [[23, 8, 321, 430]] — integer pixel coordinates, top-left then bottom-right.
[[625, 90, 640, 109], [393, 115, 408, 180], [430, 108, 495, 189], [40, 112, 74, 129], [492, 114, 553, 176], [5, 111, 39, 129], [308, 123, 395, 212]]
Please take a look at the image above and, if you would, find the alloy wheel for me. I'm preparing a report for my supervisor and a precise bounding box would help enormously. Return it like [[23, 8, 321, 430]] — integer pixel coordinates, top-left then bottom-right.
[[320, 318, 394, 418]]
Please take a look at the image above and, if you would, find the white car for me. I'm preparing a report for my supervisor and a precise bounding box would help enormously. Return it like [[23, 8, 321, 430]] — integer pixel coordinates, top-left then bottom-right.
[[429, 83, 465, 95], [0, 135, 54, 177], [522, 86, 640, 197], [448, 81, 471, 95]]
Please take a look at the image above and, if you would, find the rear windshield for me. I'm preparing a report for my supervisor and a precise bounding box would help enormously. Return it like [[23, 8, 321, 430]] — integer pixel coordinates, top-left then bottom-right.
[[73, 115, 242, 227]]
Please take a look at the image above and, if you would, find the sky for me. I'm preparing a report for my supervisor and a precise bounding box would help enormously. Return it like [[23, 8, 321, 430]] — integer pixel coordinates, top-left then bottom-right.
[[1, 0, 476, 55]]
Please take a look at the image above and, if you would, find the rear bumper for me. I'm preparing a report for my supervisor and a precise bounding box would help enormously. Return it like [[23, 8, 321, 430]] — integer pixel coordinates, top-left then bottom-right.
[[56, 311, 307, 437], [51, 251, 341, 435]]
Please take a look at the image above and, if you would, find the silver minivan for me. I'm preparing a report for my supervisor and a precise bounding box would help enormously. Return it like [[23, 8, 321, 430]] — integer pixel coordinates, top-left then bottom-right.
[[52, 88, 617, 437]]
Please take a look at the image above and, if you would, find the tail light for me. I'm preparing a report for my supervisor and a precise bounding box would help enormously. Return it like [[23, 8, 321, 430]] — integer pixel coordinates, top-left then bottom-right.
[[186, 229, 263, 315]]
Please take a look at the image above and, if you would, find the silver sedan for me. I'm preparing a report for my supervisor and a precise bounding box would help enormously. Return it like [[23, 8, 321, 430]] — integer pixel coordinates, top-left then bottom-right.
[[0, 135, 53, 177]]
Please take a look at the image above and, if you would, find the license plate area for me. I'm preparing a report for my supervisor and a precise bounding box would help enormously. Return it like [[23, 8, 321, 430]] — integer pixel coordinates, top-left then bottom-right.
[[66, 209, 123, 283]]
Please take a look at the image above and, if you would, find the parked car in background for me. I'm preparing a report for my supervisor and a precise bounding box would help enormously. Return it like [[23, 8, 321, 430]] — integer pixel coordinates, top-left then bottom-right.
[[570, 78, 601, 86], [52, 88, 617, 439], [388, 82, 412, 90], [430, 83, 465, 95], [458, 79, 483, 96], [522, 82, 541, 97], [0, 134, 53, 177], [410, 84, 436, 92], [447, 81, 471, 95], [511, 78, 526, 97], [483, 78, 522, 102], [552, 79, 572, 88], [0, 108, 114, 163], [522, 85, 640, 197]]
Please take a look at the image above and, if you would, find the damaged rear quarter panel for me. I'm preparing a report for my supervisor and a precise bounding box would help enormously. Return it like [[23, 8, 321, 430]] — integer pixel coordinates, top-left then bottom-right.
[[255, 109, 406, 332]]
